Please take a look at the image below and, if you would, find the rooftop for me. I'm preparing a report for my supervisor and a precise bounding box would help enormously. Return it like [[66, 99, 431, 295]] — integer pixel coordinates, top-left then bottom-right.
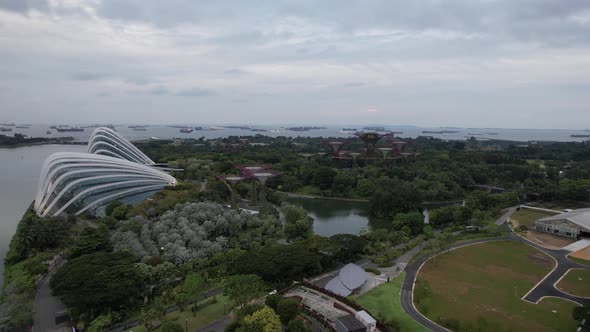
[[538, 208, 590, 231]]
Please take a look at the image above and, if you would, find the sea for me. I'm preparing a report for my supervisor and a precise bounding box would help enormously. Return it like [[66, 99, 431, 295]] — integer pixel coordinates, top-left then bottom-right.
[[0, 124, 588, 285]]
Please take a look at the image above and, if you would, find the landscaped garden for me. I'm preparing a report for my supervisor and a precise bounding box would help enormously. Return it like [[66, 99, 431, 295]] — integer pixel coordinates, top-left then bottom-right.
[[556, 269, 590, 298], [124, 294, 231, 332], [355, 272, 428, 332], [414, 241, 579, 332]]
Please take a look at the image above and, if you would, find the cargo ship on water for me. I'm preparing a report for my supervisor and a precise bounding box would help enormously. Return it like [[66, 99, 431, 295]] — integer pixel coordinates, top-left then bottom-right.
[[55, 127, 84, 132], [571, 134, 590, 138], [338, 128, 358, 134]]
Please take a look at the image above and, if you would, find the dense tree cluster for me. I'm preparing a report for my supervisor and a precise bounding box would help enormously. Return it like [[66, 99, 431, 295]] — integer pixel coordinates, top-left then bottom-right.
[[110, 202, 283, 264]]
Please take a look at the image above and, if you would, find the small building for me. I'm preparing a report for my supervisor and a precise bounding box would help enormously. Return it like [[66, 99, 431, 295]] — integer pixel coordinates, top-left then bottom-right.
[[335, 315, 367, 332], [534, 208, 590, 239], [355, 310, 376, 332], [325, 263, 367, 297]]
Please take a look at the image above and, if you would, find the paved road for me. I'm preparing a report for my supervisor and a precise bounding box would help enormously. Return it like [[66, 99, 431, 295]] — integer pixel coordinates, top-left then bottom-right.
[[33, 261, 69, 332], [515, 236, 590, 305], [495, 205, 519, 225]]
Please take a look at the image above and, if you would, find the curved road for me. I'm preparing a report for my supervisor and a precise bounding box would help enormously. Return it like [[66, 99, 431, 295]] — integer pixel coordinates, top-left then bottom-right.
[[400, 230, 590, 331]]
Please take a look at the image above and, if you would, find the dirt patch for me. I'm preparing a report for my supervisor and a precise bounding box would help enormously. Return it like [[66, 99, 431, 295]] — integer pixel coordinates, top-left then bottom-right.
[[523, 231, 575, 249], [571, 246, 590, 261], [527, 251, 554, 269]]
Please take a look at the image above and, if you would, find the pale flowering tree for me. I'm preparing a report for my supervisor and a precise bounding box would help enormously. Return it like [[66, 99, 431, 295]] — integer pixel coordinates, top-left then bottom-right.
[[111, 202, 258, 264]]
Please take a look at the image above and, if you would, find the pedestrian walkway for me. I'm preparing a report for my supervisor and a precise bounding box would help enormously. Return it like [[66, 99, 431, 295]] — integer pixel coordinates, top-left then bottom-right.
[[562, 238, 590, 252]]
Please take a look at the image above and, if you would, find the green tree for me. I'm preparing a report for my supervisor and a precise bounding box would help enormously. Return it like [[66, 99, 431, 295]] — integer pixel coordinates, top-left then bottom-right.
[[69, 225, 112, 258], [87, 312, 112, 332], [105, 200, 124, 216], [287, 318, 311, 332], [238, 306, 281, 332], [369, 177, 422, 218], [276, 298, 299, 324], [392, 212, 424, 236], [224, 274, 263, 307], [312, 167, 337, 190], [161, 321, 184, 332], [572, 305, 590, 329], [183, 272, 207, 299], [50, 252, 143, 320], [264, 294, 282, 311]]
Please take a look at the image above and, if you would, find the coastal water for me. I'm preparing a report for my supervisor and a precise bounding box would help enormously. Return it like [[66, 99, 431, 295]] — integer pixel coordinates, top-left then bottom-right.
[[4, 124, 590, 143], [0, 145, 86, 286]]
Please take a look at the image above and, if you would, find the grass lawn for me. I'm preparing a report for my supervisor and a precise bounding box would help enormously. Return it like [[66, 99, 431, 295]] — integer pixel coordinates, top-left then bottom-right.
[[510, 209, 556, 227], [568, 255, 590, 267], [415, 241, 579, 332], [556, 269, 590, 297], [355, 272, 428, 332], [125, 295, 231, 332]]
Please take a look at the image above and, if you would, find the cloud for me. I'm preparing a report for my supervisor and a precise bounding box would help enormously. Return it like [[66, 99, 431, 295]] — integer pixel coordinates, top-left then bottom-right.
[[148, 86, 168, 95], [0, 0, 48, 14], [175, 88, 215, 97], [1, 1, 590, 128], [224, 68, 247, 75], [71, 72, 107, 81]]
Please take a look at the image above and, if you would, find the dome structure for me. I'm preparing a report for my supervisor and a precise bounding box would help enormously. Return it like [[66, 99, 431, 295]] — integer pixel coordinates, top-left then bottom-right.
[[324, 263, 367, 296], [88, 127, 154, 165], [34, 152, 176, 217]]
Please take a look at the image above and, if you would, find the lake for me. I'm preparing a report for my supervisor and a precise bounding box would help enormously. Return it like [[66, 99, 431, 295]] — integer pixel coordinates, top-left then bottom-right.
[[286, 197, 384, 236], [0, 144, 86, 286], [286, 197, 463, 237]]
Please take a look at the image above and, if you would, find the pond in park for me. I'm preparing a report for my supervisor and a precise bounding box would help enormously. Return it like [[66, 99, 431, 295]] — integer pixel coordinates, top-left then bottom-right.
[[286, 196, 463, 237]]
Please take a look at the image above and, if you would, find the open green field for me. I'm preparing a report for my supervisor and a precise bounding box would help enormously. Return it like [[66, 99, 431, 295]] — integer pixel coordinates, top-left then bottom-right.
[[510, 209, 556, 227], [125, 295, 231, 332], [556, 269, 590, 297], [415, 241, 579, 332], [568, 255, 590, 267], [355, 272, 428, 332]]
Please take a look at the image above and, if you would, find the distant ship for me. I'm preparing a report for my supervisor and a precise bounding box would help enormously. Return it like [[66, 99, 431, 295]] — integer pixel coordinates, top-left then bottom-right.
[[422, 130, 444, 134], [15, 126, 30, 129], [571, 134, 590, 138], [484, 132, 499, 135], [55, 127, 84, 132], [46, 130, 52, 134], [363, 126, 386, 132], [270, 129, 283, 133], [338, 128, 358, 134], [251, 128, 268, 132], [0, 127, 12, 132], [133, 128, 147, 131], [179, 127, 194, 133], [207, 126, 225, 130], [441, 130, 459, 134]]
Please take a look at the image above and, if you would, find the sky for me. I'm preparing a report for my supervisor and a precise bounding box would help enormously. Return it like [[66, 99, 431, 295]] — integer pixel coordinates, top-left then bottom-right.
[[0, 0, 589, 128]]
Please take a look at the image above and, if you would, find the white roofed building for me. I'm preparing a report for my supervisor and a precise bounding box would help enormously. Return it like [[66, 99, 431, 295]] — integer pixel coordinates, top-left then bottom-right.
[[534, 208, 590, 239]]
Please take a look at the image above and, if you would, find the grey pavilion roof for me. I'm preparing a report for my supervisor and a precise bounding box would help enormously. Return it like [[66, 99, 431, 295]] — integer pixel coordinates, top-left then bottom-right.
[[538, 208, 590, 231], [325, 263, 367, 297]]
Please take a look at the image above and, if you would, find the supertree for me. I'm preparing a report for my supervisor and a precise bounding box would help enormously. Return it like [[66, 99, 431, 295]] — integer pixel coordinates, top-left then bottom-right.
[[322, 139, 350, 157], [354, 132, 386, 155], [217, 174, 250, 209], [235, 164, 273, 205]]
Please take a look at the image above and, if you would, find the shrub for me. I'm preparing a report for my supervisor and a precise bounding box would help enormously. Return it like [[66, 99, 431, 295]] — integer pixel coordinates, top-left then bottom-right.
[[364, 267, 382, 275]]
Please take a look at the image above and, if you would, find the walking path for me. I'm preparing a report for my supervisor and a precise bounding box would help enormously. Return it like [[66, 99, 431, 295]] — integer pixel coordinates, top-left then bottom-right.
[[563, 239, 590, 252], [33, 256, 69, 332]]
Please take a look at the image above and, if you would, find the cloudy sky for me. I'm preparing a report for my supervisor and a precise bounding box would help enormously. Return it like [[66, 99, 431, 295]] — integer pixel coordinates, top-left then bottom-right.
[[0, 0, 589, 128]]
